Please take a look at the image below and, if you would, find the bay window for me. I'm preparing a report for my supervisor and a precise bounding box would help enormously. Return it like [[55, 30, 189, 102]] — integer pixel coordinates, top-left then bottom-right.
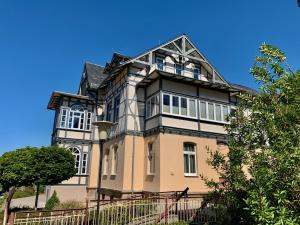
[[59, 105, 92, 131], [146, 94, 159, 118], [200, 100, 231, 123], [163, 94, 170, 113], [162, 93, 197, 118]]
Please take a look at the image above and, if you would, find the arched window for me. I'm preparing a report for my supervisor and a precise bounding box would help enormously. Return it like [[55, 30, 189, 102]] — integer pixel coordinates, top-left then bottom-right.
[[183, 143, 197, 175], [68, 104, 85, 130], [68, 146, 81, 175]]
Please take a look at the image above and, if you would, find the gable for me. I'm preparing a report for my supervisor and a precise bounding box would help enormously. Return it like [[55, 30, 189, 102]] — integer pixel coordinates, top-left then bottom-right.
[[124, 34, 229, 86]]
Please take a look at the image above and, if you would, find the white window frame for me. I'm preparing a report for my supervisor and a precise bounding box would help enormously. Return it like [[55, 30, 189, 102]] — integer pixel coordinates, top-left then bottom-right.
[[59, 107, 69, 128], [81, 152, 88, 175], [183, 143, 197, 176], [156, 57, 165, 71], [193, 68, 200, 80], [67, 105, 86, 130], [146, 94, 159, 119], [68, 147, 81, 175], [161, 93, 198, 119], [199, 100, 231, 124], [175, 63, 183, 75], [85, 112, 92, 130]]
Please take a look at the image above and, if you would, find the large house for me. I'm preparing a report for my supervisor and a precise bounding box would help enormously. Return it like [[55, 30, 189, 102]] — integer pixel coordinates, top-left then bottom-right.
[[47, 34, 255, 202]]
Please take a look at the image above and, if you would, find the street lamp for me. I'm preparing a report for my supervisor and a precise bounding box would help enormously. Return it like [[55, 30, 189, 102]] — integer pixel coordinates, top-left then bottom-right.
[[93, 120, 113, 223]]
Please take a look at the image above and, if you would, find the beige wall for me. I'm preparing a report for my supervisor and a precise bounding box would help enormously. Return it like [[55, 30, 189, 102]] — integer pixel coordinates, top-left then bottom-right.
[[159, 133, 224, 193], [91, 133, 227, 194]]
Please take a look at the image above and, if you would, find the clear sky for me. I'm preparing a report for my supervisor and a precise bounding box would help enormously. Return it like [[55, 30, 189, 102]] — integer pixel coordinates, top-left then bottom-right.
[[0, 0, 299, 154]]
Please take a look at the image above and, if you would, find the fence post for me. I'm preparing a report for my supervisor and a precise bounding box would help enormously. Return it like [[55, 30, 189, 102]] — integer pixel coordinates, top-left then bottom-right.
[[84, 199, 89, 225], [164, 197, 168, 224]]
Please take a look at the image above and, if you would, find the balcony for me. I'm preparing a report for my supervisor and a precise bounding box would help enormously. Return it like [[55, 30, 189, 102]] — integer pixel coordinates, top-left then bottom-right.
[[154, 62, 211, 82]]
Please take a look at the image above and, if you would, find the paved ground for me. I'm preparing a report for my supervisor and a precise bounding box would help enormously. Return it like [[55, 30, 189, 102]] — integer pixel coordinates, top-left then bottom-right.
[[10, 194, 46, 209]]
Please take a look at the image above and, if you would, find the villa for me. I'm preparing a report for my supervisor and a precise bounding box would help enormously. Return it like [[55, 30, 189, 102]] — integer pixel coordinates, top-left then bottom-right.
[[46, 34, 255, 202]]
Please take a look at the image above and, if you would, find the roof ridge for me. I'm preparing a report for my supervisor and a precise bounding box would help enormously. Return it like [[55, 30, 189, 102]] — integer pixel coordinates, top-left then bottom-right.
[[85, 61, 105, 68]]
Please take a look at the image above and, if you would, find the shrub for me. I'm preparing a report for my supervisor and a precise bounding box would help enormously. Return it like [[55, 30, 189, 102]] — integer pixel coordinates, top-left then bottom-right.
[[54, 200, 84, 210], [45, 191, 60, 210]]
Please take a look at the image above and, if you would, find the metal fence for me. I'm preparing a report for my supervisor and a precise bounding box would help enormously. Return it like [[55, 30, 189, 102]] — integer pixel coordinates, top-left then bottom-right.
[[10, 197, 216, 225]]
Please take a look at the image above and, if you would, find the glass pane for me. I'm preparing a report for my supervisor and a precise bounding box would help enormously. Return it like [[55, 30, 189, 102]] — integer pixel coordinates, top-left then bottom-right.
[[223, 106, 229, 121], [189, 155, 196, 173], [73, 117, 79, 128], [146, 100, 151, 118], [193, 68, 199, 80], [155, 95, 159, 114], [184, 154, 189, 173], [216, 105, 222, 121], [200, 101, 207, 119], [163, 94, 170, 113], [189, 99, 196, 117], [181, 98, 187, 116], [150, 97, 155, 116], [175, 64, 182, 75], [172, 96, 179, 114], [208, 103, 214, 120]]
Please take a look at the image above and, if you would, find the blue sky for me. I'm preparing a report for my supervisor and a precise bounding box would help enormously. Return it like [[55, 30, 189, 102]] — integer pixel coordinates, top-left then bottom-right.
[[0, 0, 299, 154]]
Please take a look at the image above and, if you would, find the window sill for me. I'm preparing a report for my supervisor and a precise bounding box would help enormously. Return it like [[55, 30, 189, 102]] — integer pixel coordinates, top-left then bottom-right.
[[56, 127, 92, 133], [147, 173, 155, 176], [184, 174, 198, 177]]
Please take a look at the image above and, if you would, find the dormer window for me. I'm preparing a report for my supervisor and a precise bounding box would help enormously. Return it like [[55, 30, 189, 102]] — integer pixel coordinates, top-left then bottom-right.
[[175, 63, 183, 75]]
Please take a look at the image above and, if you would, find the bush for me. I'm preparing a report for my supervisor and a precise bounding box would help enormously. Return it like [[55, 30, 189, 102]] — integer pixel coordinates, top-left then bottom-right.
[[45, 191, 60, 210], [54, 200, 84, 210]]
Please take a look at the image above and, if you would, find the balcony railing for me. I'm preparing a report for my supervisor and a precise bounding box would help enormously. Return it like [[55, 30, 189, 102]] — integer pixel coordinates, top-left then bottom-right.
[[154, 63, 211, 82]]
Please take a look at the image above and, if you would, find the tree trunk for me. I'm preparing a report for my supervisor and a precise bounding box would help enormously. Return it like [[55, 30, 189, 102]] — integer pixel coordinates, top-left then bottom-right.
[[3, 187, 16, 225], [34, 184, 40, 210]]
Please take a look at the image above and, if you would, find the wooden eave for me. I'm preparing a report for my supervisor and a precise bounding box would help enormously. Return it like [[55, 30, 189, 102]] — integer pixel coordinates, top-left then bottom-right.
[[136, 70, 238, 92], [47, 91, 92, 110]]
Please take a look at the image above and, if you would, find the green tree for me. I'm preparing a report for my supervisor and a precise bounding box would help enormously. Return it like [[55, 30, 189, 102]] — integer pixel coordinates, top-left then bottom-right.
[[31, 146, 76, 209], [203, 44, 300, 224], [0, 147, 35, 224]]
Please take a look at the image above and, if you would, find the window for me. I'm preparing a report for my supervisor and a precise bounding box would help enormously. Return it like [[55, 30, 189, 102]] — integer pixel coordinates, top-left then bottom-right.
[[60, 108, 68, 128], [103, 150, 109, 175], [180, 97, 187, 116], [147, 143, 155, 174], [156, 57, 164, 71], [146, 94, 159, 118], [208, 103, 214, 120], [162, 93, 197, 118], [163, 94, 170, 113], [86, 112, 92, 130], [172, 96, 179, 114], [111, 146, 118, 175], [183, 143, 197, 175], [68, 147, 81, 175], [113, 95, 120, 122], [106, 102, 113, 122], [215, 104, 222, 121], [193, 68, 200, 80], [189, 99, 196, 117], [68, 105, 85, 130], [175, 63, 183, 75], [200, 100, 230, 123], [81, 153, 88, 174]]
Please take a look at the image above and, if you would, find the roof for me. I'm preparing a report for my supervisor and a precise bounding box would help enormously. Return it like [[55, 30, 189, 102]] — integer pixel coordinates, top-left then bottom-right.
[[230, 83, 258, 95], [47, 91, 92, 110], [84, 62, 107, 89]]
